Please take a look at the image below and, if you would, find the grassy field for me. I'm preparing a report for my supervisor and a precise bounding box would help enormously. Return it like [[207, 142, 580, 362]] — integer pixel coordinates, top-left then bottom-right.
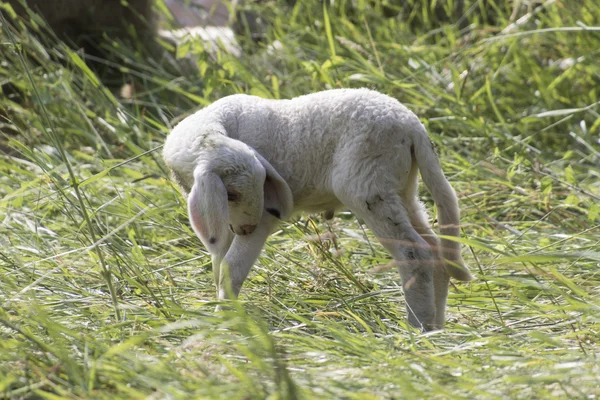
[[1, 0, 599, 398]]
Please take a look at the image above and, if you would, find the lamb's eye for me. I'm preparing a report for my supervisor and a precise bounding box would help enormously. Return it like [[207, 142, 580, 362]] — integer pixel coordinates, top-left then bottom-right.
[[227, 191, 239, 202]]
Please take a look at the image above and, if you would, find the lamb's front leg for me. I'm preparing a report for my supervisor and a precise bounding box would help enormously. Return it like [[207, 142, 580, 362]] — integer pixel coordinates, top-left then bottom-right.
[[217, 212, 280, 301]]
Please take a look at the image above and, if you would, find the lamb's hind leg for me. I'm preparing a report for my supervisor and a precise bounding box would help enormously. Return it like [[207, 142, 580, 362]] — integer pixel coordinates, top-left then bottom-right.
[[405, 195, 448, 330], [342, 192, 437, 330], [402, 163, 449, 330]]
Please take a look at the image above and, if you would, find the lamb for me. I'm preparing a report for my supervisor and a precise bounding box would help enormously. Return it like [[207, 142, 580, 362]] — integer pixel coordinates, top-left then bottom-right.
[[163, 88, 472, 331]]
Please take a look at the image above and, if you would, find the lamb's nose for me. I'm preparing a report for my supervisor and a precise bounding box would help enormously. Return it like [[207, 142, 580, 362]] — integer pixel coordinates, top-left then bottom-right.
[[240, 224, 257, 235]]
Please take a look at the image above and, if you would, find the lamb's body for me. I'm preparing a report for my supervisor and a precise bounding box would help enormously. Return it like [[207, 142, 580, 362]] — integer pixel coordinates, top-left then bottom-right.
[[164, 88, 471, 330], [168, 89, 417, 212]]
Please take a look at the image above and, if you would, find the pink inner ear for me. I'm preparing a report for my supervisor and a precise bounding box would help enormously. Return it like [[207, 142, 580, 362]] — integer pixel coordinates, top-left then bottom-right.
[[187, 169, 234, 256], [188, 186, 209, 242], [263, 179, 277, 209], [189, 206, 207, 240]]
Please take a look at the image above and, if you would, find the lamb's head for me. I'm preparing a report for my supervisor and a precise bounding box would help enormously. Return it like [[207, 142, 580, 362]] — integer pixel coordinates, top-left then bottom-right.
[[218, 148, 266, 235], [179, 136, 293, 257]]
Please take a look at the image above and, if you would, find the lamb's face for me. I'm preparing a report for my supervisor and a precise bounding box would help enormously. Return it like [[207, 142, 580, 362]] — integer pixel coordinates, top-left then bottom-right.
[[221, 158, 266, 236]]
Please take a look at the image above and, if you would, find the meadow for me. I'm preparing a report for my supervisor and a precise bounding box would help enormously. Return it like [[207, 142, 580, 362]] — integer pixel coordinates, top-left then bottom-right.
[[1, 0, 599, 398]]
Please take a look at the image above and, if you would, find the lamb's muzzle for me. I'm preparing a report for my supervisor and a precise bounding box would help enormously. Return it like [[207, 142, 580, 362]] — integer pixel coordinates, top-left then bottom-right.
[[163, 88, 472, 331]]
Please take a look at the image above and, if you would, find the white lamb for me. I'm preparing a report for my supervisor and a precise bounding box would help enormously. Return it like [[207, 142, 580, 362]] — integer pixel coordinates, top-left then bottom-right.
[[163, 88, 472, 331]]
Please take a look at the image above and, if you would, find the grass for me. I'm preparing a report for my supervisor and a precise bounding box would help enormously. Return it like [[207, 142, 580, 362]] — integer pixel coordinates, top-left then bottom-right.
[[1, 0, 599, 398]]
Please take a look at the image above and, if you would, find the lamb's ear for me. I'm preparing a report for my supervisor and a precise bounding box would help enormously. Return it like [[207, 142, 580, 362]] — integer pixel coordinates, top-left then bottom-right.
[[252, 151, 293, 220], [187, 167, 231, 257]]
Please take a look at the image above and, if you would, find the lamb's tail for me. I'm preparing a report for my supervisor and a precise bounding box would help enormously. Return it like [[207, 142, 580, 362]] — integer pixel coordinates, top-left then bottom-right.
[[411, 126, 472, 282]]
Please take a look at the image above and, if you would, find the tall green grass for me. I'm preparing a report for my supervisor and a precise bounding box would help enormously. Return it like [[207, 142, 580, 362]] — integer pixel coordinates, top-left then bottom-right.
[[1, 0, 599, 398]]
